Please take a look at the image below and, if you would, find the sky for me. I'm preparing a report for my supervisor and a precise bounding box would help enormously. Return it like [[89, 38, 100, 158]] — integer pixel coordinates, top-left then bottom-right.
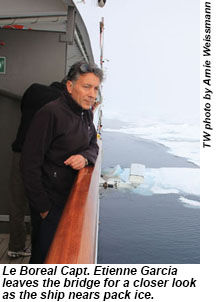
[[76, 0, 200, 124]]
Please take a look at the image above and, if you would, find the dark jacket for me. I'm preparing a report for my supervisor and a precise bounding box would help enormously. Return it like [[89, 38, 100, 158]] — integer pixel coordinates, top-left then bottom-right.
[[21, 92, 99, 213], [12, 82, 65, 152]]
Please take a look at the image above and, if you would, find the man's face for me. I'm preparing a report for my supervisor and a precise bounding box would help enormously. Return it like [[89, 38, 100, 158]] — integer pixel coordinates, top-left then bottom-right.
[[66, 73, 100, 110]]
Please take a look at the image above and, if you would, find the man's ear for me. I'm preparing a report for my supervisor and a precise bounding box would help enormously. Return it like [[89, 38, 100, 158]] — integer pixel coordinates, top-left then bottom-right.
[[66, 80, 73, 93]]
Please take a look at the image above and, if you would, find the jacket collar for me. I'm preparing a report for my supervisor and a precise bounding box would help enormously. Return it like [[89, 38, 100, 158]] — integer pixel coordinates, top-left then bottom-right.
[[63, 90, 88, 116]]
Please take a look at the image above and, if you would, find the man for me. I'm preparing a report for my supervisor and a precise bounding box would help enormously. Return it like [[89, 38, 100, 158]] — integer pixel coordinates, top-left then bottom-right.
[[21, 61, 103, 263], [8, 81, 65, 258]]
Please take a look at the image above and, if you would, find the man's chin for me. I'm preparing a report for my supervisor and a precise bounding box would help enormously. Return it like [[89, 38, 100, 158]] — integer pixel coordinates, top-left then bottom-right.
[[82, 104, 91, 110]]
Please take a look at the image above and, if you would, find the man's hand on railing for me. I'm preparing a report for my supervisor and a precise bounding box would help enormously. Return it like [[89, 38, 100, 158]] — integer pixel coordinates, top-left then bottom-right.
[[64, 154, 87, 170]]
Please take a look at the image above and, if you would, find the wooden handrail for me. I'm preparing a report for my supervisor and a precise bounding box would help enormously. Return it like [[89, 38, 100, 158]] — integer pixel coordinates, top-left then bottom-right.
[[45, 140, 102, 264]]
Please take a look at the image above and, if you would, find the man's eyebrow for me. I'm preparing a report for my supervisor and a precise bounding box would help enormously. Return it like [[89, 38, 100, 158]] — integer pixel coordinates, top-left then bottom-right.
[[83, 83, 99, 88]]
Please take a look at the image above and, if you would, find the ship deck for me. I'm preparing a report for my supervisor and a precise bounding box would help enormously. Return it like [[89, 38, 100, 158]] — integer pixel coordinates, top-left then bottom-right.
[[0, 234, 31, 264]]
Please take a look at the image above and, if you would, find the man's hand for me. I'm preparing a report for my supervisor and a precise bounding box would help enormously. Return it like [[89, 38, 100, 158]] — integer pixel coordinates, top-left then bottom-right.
[[64, 154, 87, 170], [40, 211, 49, 219]]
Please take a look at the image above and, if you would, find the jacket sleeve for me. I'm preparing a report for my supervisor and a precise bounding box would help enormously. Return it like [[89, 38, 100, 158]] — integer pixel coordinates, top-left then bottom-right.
[[21, 107, 55, 213], [79, 124, 99, 165]]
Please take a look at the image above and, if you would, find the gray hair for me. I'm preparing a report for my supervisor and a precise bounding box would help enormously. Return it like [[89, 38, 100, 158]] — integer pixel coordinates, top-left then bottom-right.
[[63, 61, 103, 84]]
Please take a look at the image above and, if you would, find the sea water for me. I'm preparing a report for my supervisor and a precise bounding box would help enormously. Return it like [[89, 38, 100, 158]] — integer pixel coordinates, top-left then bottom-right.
[[98, 118, 200, 264]]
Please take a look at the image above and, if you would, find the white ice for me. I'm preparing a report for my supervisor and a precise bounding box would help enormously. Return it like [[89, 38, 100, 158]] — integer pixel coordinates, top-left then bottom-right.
[[141, 167, 200, 196], [102, 165, 200, 207], [103, 119, 200, 166], [178, 196, 200, 208]]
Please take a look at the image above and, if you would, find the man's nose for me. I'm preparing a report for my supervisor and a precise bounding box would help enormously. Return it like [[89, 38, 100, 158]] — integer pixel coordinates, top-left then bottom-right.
[[88, 88, 97, 99]]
